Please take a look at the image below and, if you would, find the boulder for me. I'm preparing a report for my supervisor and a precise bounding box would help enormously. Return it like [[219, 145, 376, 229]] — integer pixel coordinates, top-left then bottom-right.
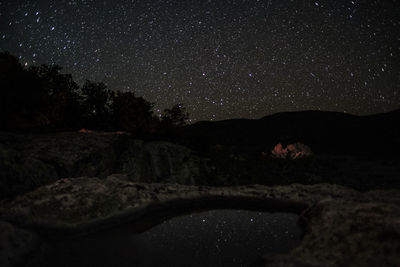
[[264, 197, 400, 266], [0, 132, 207, 199], [0, 176, 399, 266], [0, 221, 41, 267], [120, 140, 203, 185]]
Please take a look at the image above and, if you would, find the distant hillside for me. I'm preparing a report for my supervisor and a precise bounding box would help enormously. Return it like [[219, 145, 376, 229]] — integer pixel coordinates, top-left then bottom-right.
[[172, 109, 400, 157]]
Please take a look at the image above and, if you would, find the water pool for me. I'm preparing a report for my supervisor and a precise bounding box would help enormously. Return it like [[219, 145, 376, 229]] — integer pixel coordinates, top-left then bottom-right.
[[31, 209, 302, 267]]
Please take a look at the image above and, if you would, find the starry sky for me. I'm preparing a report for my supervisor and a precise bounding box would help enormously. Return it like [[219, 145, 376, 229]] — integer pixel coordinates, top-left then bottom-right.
[[1, 0, 399, 121]]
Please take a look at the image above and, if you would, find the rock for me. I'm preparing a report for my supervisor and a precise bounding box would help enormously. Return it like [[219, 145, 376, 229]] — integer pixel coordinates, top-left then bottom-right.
[[0, 176, 399, 266], [120, 140, 203, 185], [271, 142, 313, 159], [0, 132, 208, 199], [0, 221, 41, 267], [2, 131, 399, 202], [264, 199, 400, 267], [0, 131, 128, 199], [0, 175, 308, 230]]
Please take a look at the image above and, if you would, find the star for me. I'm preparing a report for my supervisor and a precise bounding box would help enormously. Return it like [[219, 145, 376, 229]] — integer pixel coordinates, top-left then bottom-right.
[[0, 0, 398, 121]]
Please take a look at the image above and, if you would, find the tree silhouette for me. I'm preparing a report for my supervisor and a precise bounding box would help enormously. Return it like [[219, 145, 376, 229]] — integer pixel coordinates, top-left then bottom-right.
[[0, 52, 48, 130], [81, 80, 113, 129], [29, 64, 82, 129], [0, 51, 87, 130], [0, 51, 186, 136], [162, 103, 189, 127], [111, 91, 154, 135]]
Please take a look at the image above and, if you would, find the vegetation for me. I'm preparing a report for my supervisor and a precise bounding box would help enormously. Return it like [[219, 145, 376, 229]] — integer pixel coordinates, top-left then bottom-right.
[[162, 104, 189, 127], [0, 51, 189, 135]]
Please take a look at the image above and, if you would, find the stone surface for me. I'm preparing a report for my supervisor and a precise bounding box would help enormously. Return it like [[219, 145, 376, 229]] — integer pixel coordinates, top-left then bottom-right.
[[0, 131, 207, 199], [0, 175, 399, 266], [0, 221, 41, 267], [264, 198, 400, 267], [2, 131, 399, 203], [0, 174, 309, 230], [120, 140, 204, 185]]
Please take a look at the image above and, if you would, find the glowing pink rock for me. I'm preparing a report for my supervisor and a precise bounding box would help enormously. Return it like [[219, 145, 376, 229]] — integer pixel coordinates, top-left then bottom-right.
[[271, 142, 313, 159]]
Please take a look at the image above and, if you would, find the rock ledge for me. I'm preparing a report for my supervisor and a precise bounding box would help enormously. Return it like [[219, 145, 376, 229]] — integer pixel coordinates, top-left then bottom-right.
[[1, 175, 399, 267]]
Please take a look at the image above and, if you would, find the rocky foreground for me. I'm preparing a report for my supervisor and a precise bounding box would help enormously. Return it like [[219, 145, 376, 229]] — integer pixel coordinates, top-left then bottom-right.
[[1, 174, 399, 267], [0, 131, 212, 199]]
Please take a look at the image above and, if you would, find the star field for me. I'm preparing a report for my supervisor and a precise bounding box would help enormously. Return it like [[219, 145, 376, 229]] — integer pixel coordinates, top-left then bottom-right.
[[1, 0, 399, 121]]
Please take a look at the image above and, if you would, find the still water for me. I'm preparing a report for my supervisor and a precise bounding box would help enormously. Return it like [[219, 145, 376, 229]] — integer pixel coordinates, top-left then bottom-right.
[[32, 210, 302, 267]]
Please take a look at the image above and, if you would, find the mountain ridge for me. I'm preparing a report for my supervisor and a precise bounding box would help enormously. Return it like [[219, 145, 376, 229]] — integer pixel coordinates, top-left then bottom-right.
[[173, 109, 400, 156]]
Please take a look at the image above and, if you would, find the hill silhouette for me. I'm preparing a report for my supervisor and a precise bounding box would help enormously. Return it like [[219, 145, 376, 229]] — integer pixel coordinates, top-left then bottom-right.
[[172, 109, 400, 157]]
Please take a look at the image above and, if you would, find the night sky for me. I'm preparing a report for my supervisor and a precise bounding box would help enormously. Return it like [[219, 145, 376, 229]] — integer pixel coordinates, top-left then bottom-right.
[[1, 0, 399, 121]]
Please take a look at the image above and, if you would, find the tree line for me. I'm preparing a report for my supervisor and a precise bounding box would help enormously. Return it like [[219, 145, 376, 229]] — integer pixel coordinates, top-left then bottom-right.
[[0, 51, 189, 136]]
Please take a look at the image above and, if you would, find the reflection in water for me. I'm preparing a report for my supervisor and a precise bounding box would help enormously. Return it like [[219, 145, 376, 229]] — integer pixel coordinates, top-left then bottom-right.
[[131, 210, 301, 266], [33, 210, 302, 267]]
